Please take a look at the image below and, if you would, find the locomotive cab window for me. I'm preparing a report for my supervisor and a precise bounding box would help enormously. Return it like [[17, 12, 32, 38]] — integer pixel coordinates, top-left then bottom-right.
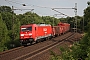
[[21, 26, 32, 31]]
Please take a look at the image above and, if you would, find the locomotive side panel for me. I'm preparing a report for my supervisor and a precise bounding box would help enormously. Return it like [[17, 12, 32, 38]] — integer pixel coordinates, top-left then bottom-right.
[[36, 24, 52, 40]]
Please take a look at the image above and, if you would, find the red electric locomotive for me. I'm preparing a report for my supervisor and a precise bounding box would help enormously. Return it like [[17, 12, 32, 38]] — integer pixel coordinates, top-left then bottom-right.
[[20, 24, 52, 45]]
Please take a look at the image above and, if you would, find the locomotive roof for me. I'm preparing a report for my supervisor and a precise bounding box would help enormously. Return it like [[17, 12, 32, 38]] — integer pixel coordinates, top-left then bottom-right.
[[21, 24, 51, 28], [37, 24, 51, 26], [21, 24, 33, 27]]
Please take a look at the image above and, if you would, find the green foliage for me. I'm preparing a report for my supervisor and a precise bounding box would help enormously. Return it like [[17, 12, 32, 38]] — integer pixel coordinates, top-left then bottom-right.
[[0, 6, 12, 13], [50, 50, 61, 60], [0, 13, 10, 51], [42, 16, 60, 26], [84, 2, 90, 31], [1, 12, 13, 30], [0, 6, 21, 51]]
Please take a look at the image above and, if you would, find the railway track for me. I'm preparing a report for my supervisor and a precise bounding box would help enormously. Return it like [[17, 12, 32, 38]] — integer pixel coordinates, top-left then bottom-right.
[[30, 33, 82, 60], [0, 46, 24, 55], [0, 32, 82, 60], [16, 32, 74, 60]]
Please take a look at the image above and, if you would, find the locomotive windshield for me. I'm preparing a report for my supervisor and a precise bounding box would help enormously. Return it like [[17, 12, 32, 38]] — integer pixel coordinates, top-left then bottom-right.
[[21, 26, 32, 31]]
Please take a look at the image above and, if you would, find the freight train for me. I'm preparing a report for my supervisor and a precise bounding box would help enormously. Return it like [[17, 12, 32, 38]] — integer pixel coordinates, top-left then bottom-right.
[[20, 22, 70, 46]]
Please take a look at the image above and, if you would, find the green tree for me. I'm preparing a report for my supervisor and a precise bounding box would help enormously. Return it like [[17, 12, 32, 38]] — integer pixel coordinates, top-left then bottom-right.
[[42, 16, 60, 26], [84, 1, 90, 31], [13, 18, 21, 47], [0, 13, 10, 52], [1, 12, 13, 30], [0, 6, 12, 13]]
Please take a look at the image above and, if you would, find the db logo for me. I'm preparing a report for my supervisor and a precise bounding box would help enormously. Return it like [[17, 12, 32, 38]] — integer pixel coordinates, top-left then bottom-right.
[[43, 28, 47, 31]]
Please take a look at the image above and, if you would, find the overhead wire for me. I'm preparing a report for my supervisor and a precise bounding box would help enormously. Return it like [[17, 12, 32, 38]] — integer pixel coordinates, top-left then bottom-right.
[[4, 0, 70, 17], [4, 0, 34, 11], [5, 0, 23, 6], [4, 0, 20, 9], [5, 0, 51, 9]]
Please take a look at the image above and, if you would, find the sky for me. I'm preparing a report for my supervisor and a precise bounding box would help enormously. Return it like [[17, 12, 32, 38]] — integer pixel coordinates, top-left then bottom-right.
[[0, 0, 89, 17]]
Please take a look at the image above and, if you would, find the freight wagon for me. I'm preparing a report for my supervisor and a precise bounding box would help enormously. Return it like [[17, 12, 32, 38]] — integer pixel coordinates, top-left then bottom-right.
[[58, 22, 70, 34], [52, 26, 60, 37]]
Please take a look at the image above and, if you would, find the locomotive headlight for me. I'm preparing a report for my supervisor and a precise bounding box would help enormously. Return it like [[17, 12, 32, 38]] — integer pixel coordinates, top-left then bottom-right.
[[29, 34, 32, 35], [21, 34, 24, 36]]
